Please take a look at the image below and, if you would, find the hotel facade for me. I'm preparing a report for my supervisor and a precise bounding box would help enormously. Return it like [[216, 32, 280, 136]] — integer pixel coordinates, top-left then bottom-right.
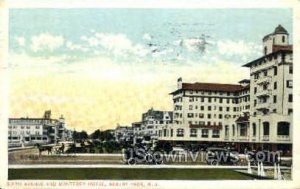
[[159, 25, 293, 154], [8, 110, 73, 148]]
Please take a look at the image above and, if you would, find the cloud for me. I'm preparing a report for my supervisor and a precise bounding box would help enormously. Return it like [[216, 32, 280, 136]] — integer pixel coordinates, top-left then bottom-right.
[[15, 36, 25, 46], [66, 41, 88, 52], [81, 33, 149, 58], [217, 40, 261, 57], [30, 33, 64, 53], [143, 33, 152, 41]]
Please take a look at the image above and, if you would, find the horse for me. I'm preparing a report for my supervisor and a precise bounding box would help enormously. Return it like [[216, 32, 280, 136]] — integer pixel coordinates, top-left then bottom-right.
[[35, 143, 53, 156]]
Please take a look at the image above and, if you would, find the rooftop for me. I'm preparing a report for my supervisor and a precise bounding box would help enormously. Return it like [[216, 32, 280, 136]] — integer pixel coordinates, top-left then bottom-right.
[[263, 24, 289, 41], [243, 46, 293, 67], [171, 82, 249, 94]]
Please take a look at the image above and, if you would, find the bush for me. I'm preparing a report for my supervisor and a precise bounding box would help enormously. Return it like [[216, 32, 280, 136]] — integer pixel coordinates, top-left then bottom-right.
[[154, 141, 173, 153], [103, 141, 121, 153]]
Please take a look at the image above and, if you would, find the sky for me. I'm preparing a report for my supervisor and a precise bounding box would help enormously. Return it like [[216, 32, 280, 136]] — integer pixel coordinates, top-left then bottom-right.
[[8, 9, 292, 133]]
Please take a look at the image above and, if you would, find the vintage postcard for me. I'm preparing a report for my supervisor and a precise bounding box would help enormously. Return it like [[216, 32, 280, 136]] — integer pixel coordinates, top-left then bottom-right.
[[0, 0, 300, 188]]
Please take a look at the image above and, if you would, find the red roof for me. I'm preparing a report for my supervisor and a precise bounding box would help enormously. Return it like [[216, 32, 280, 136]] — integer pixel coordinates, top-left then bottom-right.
[[272, 45, 293, 53], [180, 82, 247, 92]]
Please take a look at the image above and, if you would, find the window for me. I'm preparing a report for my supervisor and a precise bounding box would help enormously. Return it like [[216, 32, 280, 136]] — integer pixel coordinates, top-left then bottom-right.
[[263, 84, 268, 90], [274, 66, 277, 76], [227, 99, 230, 104], [219, 107, 223, 111], [163, 129, 167, 137], [274, 82, 277, 90], [264, 47, 267, 55], [208, 106, 211, 111], [264, 70, 268, 76], [263, 122, 270, 135], [288, 94, 293, 102], [289, 65, 293, 74], [226, 107, 230, 112], [170, 129, 173, 137], [207, 114, 211, 119], [208, 97, 212, 103], [254, 100, 257, 107], [190, 129, 197, 137], [201, 129, 208, 138], [201, 106, 204, 110], [240, 125, 247, 136], [177, 129, 184, 137], [201, 97, 204, 102], [219, 114, 223, 119], [287, 80, 293, 88], [288, 109, 293, 115], [252, 123, 256, 136], [225, 126, 229, 137], [277, 122, 289, 136], [282, 36, 285, 43], [254, 87, 257, 94], [199, 113, 204, 118], [219, 98, 223, 103], [273, 95, 277, 103], [189, 105, 193, 110], [187, 113, 194, 118], [212, 130, 220, 138]]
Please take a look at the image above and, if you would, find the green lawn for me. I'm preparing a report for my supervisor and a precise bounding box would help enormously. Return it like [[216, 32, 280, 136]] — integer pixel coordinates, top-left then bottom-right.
[[9, 168, 253, 180]]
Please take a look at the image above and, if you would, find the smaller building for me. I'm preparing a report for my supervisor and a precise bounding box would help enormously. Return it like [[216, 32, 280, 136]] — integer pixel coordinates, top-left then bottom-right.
[[8, 110, 72, 147], [114, 125, 133, 143], [140, 108, 173, 143]]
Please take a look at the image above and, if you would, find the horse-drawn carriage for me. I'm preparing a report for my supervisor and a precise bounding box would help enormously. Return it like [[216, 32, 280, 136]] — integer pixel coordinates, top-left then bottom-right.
[[35, 143, 65, 156]]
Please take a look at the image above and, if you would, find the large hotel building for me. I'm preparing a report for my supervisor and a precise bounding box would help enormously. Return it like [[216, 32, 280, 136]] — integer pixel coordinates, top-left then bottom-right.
[[159, 25, 293, 154]]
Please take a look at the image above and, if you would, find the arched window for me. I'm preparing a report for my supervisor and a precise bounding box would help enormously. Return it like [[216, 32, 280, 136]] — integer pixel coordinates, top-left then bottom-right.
[[277, 122, 290, 135], [263, 122, 270, 135], [252, 123, 256, 136], [225, 125, 229, 137]]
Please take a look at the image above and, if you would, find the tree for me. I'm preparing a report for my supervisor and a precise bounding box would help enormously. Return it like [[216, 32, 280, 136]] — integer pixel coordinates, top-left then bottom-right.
[[73, 130, 88, 141], [89, 129, 114, 141]]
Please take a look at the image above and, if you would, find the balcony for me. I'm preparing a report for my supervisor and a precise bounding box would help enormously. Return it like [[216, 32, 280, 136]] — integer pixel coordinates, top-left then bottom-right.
[[256, 77, 271, 85], [277, 135, 290, 142], [262, 135, 269, 141], [256, 90, 271, 98], [256, 103, 270, 111]]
